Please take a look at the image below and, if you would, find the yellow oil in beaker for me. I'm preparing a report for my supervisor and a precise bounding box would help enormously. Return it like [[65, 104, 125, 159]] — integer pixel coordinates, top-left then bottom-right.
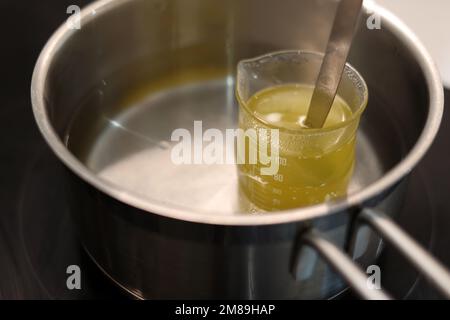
[[238, 84, 356, 211]]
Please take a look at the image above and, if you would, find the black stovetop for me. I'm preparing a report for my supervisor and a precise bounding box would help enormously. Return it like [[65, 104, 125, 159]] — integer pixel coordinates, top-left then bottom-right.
[[1, 0, 449, 300]]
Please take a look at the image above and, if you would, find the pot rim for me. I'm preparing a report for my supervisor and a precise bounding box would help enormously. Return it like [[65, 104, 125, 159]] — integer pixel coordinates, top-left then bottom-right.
[[31, 0, 444, 226]]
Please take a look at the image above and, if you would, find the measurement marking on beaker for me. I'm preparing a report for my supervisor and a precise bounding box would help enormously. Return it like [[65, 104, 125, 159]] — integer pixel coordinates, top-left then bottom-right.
[[272, 188, 282, 195], [277, 157, 287, 166], [273, 174, 284, 182]]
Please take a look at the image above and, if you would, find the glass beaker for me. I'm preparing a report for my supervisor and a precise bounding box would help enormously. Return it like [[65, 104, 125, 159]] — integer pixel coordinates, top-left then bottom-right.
[[236, 51, 368, 211]]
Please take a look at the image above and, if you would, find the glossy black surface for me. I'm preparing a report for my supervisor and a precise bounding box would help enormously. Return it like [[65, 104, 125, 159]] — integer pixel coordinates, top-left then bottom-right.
[[0, 0, 449, 299]]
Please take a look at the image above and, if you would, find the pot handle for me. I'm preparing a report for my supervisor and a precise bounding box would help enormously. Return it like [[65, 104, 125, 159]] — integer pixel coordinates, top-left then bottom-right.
[[294, 208, 450, 299]]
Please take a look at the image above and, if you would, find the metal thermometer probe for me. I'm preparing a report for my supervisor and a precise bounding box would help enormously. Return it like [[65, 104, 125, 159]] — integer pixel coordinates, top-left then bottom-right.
[[305, 0, 363, 128]]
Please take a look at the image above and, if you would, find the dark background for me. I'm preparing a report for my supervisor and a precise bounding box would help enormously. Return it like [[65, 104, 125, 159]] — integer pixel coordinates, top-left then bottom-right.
[[0, 0, 122, 299], [0, 0, 449, 299], [0, 0, 89, 218]]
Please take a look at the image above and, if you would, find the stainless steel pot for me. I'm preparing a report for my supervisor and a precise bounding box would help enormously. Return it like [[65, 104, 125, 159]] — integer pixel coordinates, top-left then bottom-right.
[[31, 0, 447, 299]]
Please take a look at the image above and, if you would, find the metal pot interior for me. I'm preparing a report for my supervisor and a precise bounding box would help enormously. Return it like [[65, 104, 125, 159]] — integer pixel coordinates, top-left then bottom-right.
[[38, 0, 435, 220]]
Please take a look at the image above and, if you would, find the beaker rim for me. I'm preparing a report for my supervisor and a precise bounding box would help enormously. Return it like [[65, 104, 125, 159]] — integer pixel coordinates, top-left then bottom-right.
[[236, 50, 369, 134]]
